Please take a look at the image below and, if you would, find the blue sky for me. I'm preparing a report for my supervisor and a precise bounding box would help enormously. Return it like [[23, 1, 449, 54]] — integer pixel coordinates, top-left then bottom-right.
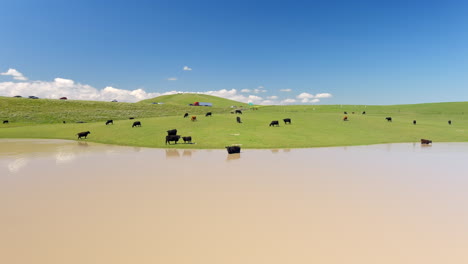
[[1, 0, 468, 104]]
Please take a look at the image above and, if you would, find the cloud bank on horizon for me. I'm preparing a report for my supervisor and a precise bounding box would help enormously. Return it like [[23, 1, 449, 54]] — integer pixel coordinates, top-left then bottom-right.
[[0, 69, 332, 105]]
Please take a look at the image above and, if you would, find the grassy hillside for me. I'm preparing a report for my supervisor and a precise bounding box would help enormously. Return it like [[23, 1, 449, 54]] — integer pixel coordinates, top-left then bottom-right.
[[138, 93, 250, 108], [1, 95, 468, 149]]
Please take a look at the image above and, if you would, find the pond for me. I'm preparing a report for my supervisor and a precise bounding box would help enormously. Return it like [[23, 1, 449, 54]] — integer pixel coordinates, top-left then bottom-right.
[[1, 139, 468, 264]]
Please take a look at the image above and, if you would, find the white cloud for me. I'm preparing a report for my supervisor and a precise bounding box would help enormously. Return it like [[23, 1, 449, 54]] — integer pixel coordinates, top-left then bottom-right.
[[167, 77, 177, 81], [280, 88, 292, 92], [1, 68, 28, 81], [311, 98, 320, 103], [183, 66, 192, 71], [315, 93, 332, 98], [267, 95, 278, 100], [297, 92, 315, 99], [253, 88, 267, 94], [281, 98, 297, 104], [241, 89, 251, 93]]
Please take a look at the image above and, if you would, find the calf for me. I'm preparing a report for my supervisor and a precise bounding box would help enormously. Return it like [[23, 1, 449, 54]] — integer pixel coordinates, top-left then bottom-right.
[[235, 109, 242, 114], [269, 120, 279, 127], [343, 116, 348, 121], [132, 121, 141, 127], [205, 112, 212, 117], [236, 116, 242, 123], [165, 135, 181, 145], [226, 146, 241, 154], [421, 139, 432, 144], [167, 129, 177, 136], [191, 116, 197, 121], [184, 113, 189, 118], [413, 120, 416, 125], [3, 120, 8, 124], [106, 120, 113, 125], [76, 131, 91, 139], [386, 117, 392, 122], [283, 118, 291, 124], [182, 136, 192, 143]]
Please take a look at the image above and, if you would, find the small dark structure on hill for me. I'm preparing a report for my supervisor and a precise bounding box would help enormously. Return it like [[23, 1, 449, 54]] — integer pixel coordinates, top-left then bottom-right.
[[226, 146, 241, 154]]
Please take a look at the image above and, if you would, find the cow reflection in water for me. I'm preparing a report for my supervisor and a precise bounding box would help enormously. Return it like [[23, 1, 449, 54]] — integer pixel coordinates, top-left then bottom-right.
[[226, 153, 240, 161], [165, 149, 181, 158], [183, 150, 193, 157], [77, 142, 89, 147], [271, 149, 280, 153]]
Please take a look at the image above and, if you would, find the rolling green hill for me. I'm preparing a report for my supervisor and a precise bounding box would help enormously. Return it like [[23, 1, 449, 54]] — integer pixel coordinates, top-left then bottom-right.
[[1, 94, 468, 149]]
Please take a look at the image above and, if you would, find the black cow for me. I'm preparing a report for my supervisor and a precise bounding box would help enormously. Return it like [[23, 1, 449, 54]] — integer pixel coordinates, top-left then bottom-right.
[[236, 116, 242, 123], [106, 120, 113, 125], [3, 120, 8, 124], [235, 109, 242, 114], [167, 129, 177, 136], [386, 117, 392, 122], [182, 136, 192, 143], [283, 118, 291, 124], [77, 131, 91, 139], [269, 120, 279, 127], [132, 121, 141, 127], [362, 111, 366, 114], [205, 112, 212, 117], [344, 111, 347, 114], [226, 146, 241, 154], [421, 139, 432, 144], [129, 117, 135, 120], [448, 120, 452, 125], [63, 121, 66, 124], [165, 135, 181, 144], [184, 113, 189, 118], [413, 120, 417, 125]]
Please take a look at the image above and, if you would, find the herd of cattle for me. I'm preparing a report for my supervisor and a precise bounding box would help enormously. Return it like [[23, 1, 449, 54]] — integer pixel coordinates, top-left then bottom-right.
[[4, 108, 458, 148]]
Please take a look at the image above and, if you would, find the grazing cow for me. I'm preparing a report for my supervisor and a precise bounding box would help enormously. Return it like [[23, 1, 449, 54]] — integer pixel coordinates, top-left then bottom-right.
[[386, 117, 392, 122], [352, 112, 355, 114], [76, 121, 86, 123], [184, 113, 189, 118], [63, 121, 66, 124], [106, 120, 113, 125], [235, 109, 242, 114], [182, 136, 192, 143], [362, 111, 366, 114], [269, 120, 279, 127], [76, 131, 91, 139], [283, 118, 291, 124], [132, 121, 141, 127], [413, 120, 417, 125], [421, 139, 432, 144], [191, 116, 197, 121], [448, 120, 452, 125], [343, 116, 348, 121], [226, 146, 241, 154], [129, 117, 135, 120], [165, 135, 181, 145], [205, 112, 212, 117], [236, 116, 242, 123], [167, 129, 177, 136], [3, 120, 8, 124], [344, 111, 347, 114]]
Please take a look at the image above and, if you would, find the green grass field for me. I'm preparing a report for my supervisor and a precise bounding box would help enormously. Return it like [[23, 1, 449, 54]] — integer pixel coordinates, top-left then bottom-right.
[[1, 95, 467, 149]]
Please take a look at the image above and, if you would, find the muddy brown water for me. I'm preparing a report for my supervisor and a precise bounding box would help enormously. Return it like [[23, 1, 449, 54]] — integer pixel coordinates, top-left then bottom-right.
[[1, 139, 468, 263]]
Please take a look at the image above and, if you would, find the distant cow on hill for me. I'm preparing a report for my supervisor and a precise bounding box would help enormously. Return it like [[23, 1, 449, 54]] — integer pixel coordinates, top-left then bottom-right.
[[184, 113, 189, 118], [3, 120, 8, 124], [226, 146, 241, 154], [448, 120, 452, 125], [421, 139, 432, 144], [413, 120, 417, 125], [362, 111, 366, 114], [129, 117, 135, 120], [191, 116, 197, 121], [235, 110, 242, 114], [167, 129, 177, 136], [77, 131, 91, 139], [269, 120, 279, 127], [283, 118, 291, 124], [344, 111, 347, 114], [132, 121, 141, 127], [165, 135, 181, 145], [205, 112, 212, 117], [343, 116, 348, 121], [106, 120, 113, 125], [182, 136, 192, 143], [386, 117, 392, 122], [236, 116, 242, 123]]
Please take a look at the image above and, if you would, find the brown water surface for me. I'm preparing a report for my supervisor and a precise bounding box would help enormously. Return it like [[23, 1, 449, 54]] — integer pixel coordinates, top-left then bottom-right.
[[1, 139, 468, 263]]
